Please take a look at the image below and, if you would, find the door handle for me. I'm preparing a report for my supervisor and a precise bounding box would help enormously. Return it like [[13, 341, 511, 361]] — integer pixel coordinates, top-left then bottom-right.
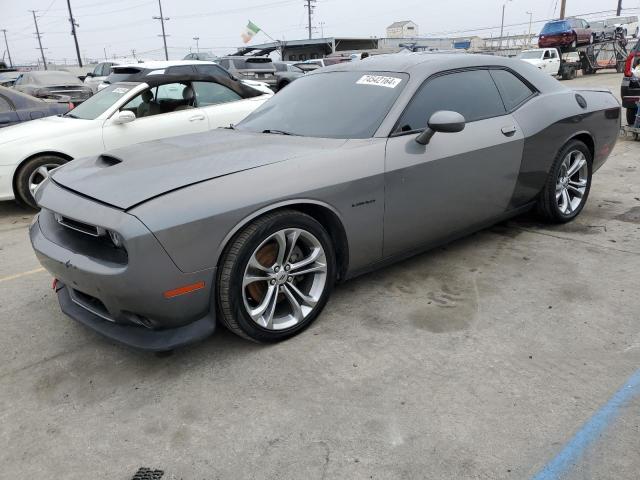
[[188, 114, 205, 122], [501, 125, 517, 136]]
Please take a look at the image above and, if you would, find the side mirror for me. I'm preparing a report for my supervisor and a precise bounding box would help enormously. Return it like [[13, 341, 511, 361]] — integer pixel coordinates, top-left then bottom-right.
[[113, 110, 136, 125], [415, 110, 466, 145], [86, 72, 94, 77]]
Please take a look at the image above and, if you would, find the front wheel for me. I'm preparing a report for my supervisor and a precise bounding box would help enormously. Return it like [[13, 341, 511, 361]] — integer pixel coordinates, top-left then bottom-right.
[[14, 155, 67, 209], [536, 140, 592, 223], [217, 210, 336, 342]]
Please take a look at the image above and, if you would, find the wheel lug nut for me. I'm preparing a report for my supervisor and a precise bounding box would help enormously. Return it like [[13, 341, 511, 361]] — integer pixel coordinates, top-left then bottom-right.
[[274, 266, 280, 272], [285, 264, 290, 271], [270, 279, 276, 285], [287, 276, 293, 282]]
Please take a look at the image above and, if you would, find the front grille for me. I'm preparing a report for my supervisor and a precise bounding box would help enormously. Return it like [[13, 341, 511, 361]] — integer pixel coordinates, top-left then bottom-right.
[[54, 213, 105, 237]]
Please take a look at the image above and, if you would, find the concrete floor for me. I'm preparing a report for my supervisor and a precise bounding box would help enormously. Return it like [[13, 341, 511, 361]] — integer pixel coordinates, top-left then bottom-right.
[[1, 72, 639, 480]]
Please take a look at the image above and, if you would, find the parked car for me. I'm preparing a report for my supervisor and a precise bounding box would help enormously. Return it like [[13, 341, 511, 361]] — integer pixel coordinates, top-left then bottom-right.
[[29, 53, 620, 351], [273, 62, 305, 90], [183, 52, 218, 61], [97, 60, 272, 95], [518, 48, 581, 79], [217, 56, 278, 90], [12, 70, 93, 104], [0, 71, 21, 87], [84, 62, 119, 93], [303, 57, 351, 68], [622, 40, 640, 124], [0, 72, 271, 208], [0, 85, 70, 128], [538, 18, 594, 48]]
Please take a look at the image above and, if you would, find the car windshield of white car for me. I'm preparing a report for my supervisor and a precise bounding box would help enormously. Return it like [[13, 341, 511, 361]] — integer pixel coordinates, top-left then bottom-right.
[[519, 51, 543, 59], [237, 71, 409, 139], [66, 84, 134, 120]]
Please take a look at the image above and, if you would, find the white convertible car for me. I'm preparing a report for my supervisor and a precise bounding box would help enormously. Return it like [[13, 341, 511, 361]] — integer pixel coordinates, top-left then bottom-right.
[[0, 69, 272, 207]]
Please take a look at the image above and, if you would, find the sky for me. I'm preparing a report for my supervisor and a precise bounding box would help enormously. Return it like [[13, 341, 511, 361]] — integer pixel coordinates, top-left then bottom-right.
[[1, 0, 639, 65]]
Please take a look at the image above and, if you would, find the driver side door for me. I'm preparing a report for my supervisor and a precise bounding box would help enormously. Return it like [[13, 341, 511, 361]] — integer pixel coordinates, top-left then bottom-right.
[[102, 82, 209, 151], [383, 68, 527, 258]]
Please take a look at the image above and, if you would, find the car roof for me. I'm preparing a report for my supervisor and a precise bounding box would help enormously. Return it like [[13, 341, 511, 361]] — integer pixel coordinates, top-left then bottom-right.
[[114, 60, 219, 69], [315, 52, 566, 93]]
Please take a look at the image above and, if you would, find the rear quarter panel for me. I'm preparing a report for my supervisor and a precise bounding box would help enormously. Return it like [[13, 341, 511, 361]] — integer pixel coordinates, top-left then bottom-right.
[[509, 89, 620, 207]]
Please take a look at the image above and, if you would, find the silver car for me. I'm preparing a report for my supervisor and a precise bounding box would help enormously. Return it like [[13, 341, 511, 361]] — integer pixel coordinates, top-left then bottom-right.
[[30, 54, 620, 351]]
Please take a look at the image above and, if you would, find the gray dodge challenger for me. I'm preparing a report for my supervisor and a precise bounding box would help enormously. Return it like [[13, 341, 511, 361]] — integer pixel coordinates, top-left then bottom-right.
[[30, 54, 620, 350]]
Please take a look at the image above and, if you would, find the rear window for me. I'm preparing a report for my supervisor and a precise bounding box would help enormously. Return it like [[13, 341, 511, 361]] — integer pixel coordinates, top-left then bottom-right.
[[541, 21, 570, 34], [232, 58, 274, 70], [105, 68, 142, 84]]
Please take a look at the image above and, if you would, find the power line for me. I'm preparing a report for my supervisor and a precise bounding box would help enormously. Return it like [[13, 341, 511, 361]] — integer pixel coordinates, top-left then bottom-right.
[[152, 0, 169, 60], [1, 30, 13, 67], [66, 0, 83, 67], [30, 10, 48, 70]]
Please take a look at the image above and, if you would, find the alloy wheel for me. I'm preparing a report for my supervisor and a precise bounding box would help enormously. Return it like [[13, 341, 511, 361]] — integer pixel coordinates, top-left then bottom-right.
[[28, 164, 59, 196], [556, 150, 588, 215], [242, 228, 327, 330]]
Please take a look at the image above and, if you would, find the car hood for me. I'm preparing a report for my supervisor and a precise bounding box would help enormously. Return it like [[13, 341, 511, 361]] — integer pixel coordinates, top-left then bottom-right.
[[0, 115, 91, 147], [51, 129, 347, 210]]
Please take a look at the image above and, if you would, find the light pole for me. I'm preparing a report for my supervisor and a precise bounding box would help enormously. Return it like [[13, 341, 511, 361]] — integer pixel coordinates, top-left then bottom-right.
[[526, 11, 533, 47], [193, 36, 200, 53], [499, 0, 513, 51]]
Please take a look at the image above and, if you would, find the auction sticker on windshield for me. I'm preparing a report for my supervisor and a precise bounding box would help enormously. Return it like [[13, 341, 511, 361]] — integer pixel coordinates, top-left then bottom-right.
[[356, 75, 402, 88]]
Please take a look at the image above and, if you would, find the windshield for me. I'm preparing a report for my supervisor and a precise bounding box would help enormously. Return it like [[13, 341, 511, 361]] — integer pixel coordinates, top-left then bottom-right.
[[34, 72, 82, 85], [66, 83, 137, 120], [541, 21, 570, 34], [518, 51, 543, 59], [237, 71, 408, 139]]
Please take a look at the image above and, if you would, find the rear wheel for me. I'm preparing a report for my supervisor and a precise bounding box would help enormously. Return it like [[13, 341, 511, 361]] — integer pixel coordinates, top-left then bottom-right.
[[14, 155, 67, 209], [537, 140, 592, 223], [218, 210, 336, 342], [626, 107, 638, 126], [571, 37, 578, 48]]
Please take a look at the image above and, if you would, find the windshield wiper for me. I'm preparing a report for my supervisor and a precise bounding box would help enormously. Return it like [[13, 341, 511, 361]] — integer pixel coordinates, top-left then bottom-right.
[[65, 113, 78, 119], [262, 129, 298, 136]]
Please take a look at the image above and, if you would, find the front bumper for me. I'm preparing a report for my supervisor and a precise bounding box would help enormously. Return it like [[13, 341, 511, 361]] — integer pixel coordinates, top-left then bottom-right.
[[30, 181, 217, 350], [55, 281, 215, 351]]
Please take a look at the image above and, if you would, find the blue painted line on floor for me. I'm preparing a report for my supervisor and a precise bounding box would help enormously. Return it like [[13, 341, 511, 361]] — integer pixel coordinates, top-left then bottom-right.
[[531, 368, 640, 480]]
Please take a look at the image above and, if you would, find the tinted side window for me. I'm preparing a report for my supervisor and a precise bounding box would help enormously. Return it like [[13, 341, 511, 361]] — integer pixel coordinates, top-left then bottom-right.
[[0, 96, 13, 112], [218, 59, 231, 69], [490, 70, 535, 111], [166, 65, 195, 75], [195, 64, 232, 78], [396, 69, 506, 132], [193, 82, 242, 106]]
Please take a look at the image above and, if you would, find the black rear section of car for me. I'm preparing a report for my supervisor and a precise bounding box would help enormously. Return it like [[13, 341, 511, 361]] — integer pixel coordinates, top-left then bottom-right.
[[621, 40, 640, 123]]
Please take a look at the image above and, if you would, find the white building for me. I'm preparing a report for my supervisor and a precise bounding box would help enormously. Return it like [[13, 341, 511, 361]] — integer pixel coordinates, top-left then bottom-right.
[[386, 21, 419, 38]]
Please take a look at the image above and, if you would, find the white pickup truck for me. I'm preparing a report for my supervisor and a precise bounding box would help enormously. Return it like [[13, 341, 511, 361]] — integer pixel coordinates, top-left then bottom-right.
[[518, 48, 582, 80]]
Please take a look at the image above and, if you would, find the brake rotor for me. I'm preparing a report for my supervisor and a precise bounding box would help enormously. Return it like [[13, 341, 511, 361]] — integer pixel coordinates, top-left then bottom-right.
[[246, 241, 278, 303]]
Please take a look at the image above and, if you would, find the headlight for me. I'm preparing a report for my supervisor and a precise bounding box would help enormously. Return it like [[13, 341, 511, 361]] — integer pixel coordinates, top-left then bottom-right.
[[108, 230, 124, 248]]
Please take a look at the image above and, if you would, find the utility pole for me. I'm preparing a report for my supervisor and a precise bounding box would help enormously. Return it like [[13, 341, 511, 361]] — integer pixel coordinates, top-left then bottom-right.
[[153, 0, 169, 60], [526, 11, 533, 47], [1, 30, 12, 67], [559, 0, 566, 19], [319, 21, 325, 38], [103, 46, 107, 61], [193, 36, 200, 53], [30, 10, 47, 70], [617, 0, 623, 16], [304, 0, 316, 40], [66, 0, 82, 67], [498, 0, 512, 50]]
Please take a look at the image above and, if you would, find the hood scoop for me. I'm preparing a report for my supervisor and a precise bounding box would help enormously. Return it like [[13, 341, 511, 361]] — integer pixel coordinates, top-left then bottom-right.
[[96, 155, 122, 167]]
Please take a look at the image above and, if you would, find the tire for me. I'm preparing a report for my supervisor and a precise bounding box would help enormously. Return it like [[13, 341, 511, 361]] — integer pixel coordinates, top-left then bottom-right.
[[571, 37, 577, 48], [536, 140, 592, 223], [14, 155, 67, 209], [277, 80, 290, 91], [627, 107, 638, 126], [217, 209, 336, 343]]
